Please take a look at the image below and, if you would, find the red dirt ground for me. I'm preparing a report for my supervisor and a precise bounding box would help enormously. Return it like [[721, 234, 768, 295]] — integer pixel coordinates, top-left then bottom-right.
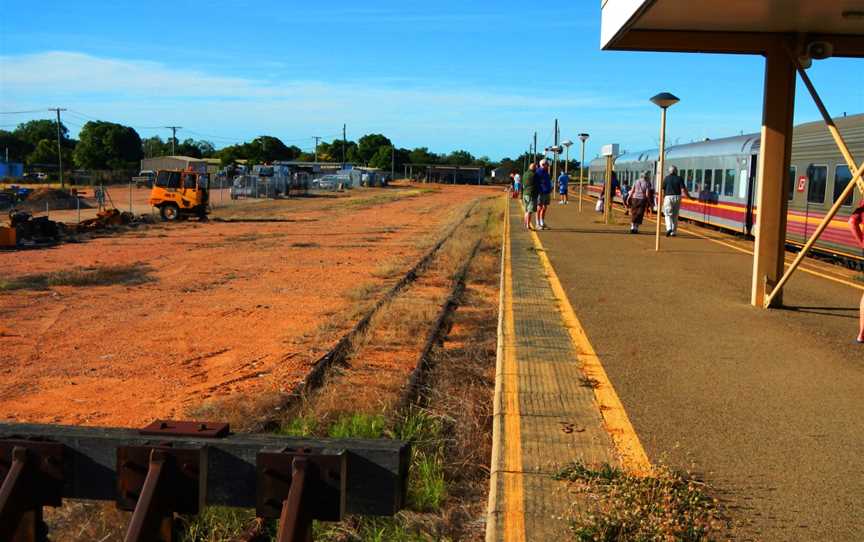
[[0, 184, 497, 427]]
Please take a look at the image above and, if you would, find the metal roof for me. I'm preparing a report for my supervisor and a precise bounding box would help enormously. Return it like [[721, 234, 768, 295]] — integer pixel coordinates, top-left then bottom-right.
[[666, 133, 760, 159], [601, 0, 864, 55]]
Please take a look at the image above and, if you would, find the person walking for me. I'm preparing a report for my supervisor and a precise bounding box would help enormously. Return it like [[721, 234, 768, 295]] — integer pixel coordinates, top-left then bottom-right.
[[627, 173, 652, 234], [513, 170, 522, 200], [620, 180, 631, 215], [536, 159, 552, 229], [661, 166, 692, 236], [522, 163, 538, 230], [848, 203, 864, 342], [557, 170, 570, 204]]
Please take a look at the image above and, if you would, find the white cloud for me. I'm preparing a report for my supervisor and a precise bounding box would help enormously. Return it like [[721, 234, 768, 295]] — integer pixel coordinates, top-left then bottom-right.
[[0, 51, 643, 157]]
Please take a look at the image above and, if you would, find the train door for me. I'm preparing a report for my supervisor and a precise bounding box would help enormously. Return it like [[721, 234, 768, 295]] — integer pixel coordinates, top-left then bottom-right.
[[744, 155, 758, 235], [805, 164, 828, 241]]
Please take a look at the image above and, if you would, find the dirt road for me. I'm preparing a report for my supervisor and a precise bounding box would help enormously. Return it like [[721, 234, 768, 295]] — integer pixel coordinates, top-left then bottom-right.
[[0, 184, 496, 427]]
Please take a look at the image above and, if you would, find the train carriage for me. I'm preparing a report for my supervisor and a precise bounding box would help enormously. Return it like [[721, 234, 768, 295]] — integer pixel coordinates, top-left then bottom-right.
[[586, 114, 864, 262]]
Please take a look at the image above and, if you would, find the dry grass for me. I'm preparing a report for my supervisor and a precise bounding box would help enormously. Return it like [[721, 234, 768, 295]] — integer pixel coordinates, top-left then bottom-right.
[[553, 462, 728, 541], [0, 263, 154, 291]]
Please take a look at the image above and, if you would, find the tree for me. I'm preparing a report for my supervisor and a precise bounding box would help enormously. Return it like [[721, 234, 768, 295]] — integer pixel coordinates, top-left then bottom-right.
[[445, 150, 475, 166], [142, 136, 170, 158], [368, 145, 394, 170], [28, 139, 61, 166], [357, 134, 392, 165], [0, 130, 30, 162], [73, 121, 143, 170], [14, 119, 70, 148], [408, 147, 438, 165]]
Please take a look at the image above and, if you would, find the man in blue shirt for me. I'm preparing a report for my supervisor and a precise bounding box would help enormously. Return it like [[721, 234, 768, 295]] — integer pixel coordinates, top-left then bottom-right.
[[557, 170, 570, 205], [535, 159, 553, 229]]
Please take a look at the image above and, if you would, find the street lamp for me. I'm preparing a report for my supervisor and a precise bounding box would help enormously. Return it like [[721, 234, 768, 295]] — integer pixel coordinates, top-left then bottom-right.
[[577, 133, 589, 212], [650, 92, 680, 251]]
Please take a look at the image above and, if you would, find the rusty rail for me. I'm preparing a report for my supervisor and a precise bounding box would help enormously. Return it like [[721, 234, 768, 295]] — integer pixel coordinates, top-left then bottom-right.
[[0, 421, 408, 542]]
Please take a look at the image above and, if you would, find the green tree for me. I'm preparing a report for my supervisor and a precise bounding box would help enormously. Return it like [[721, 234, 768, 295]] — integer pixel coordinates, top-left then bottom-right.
[[14, 119, 70, 148], [142, 136, 170, 158], [357, 133, 392, 164], [408, 147, 438, 165], [445, 150, 475, 165], [28, 139, 62, 166], [368, 145, 394, 170], [73, 121, 143, 170], [0, 130, 30, 162]]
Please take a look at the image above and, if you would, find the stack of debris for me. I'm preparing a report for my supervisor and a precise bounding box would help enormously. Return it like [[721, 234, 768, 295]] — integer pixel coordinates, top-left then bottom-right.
[[1, 210, 64, 248], [73, 208, 136, 231]]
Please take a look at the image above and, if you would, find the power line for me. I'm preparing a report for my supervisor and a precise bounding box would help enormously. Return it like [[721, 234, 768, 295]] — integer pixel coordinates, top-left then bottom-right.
[[0, 109, 47, 115]]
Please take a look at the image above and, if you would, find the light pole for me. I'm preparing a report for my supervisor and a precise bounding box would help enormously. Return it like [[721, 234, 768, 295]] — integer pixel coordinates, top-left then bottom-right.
[[577, 133, 589, 212], [650, 92, 680, 251]]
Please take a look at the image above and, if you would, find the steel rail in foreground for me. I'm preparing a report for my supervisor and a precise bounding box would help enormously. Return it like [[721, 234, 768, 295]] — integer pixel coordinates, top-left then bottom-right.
[[0, 421, 408, 542], [400, 237, 483, 410], [762, 53, 864, 307]]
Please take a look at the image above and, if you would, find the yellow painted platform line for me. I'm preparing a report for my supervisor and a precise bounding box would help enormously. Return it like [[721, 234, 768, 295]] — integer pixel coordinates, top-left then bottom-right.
[[487, 197, 526, 542], [527, 228, 651, 474]]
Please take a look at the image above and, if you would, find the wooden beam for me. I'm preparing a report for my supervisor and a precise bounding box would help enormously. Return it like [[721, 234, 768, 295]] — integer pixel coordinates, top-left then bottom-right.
[[609, 30, 864, 59], [751, 40, 797, 308], [609, 30, 774, 55], [0, 423, 408, 516]]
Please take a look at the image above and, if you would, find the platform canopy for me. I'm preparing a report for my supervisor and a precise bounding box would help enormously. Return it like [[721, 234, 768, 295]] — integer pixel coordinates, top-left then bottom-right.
[[601, 0, 864, 55]]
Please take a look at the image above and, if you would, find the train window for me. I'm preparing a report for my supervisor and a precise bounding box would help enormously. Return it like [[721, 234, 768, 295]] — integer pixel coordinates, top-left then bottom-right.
[[713, 169, 723, 193], [807, 165, 827, 204], [833, 165, 854, 206], [704, 170, 713, 193], [787, 167, 796, 201], [724, 169, 736, 196], [695, 169, 704, 191]]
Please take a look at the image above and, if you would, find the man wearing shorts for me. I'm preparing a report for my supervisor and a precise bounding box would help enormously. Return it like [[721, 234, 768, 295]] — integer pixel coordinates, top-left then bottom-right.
[[522, 163, 538, 230], [557, 170, 570, 204], [536, 159, 552, 229]]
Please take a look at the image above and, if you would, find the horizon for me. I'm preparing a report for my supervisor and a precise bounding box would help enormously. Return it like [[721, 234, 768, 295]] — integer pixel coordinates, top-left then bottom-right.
[[2, 1, 863, 162]]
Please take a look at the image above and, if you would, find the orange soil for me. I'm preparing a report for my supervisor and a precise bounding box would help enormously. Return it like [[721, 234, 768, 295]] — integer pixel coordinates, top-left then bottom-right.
[[0, 185, 496, 427]]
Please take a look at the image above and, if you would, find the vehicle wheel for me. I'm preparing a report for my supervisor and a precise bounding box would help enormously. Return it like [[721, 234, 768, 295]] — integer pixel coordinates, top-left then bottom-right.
[[160, 203, 180, 221]]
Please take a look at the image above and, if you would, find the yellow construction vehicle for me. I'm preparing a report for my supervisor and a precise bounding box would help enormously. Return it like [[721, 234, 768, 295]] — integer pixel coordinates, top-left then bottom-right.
[[148, 169, 210, 221]]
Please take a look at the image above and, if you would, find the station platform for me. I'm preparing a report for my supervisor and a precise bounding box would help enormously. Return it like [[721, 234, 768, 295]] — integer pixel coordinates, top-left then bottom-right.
[[488, 196, 864, 541]]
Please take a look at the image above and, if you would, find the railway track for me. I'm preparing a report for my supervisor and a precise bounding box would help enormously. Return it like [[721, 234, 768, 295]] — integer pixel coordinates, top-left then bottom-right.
[[265, 198, 486, 426]]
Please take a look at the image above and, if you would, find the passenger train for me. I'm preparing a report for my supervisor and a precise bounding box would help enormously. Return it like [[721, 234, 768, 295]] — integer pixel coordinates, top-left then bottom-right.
[[587, 114, 864, 262]]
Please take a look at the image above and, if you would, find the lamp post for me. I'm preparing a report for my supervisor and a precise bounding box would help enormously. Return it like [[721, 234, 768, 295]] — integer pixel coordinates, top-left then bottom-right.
[[577, 133, 589, 212], [650, 92, 680, 251]]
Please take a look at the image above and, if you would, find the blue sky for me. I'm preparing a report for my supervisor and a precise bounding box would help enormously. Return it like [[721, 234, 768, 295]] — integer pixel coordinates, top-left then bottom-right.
[[1, 1, 862, 161]]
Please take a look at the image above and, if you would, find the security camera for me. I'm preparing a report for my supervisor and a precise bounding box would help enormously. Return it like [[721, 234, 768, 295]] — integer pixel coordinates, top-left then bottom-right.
[[807, 41, 834, 60]]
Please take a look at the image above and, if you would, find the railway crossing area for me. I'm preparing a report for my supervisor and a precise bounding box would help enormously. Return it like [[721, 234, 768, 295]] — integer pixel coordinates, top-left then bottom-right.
[[490, 197, 864, 541]]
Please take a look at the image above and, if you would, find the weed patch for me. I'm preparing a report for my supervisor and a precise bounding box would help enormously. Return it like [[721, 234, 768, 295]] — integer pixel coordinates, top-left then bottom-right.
[[554, 461, 726, 541], [0, 263, 154, 291]]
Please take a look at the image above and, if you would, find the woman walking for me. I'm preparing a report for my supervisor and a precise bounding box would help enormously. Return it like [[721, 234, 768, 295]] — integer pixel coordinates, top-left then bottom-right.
[[627, 173, 653, 234]]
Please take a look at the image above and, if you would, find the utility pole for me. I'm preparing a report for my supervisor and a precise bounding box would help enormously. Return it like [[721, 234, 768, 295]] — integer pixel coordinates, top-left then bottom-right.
[[533, 131, 538, 164], [391, 146, 395, 181], [49, 108, 67, 188], [313, 136, 321, 163], [342, 124, 347, 169], [553, 118, 559, 188], [165, 126, 182, 155]]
